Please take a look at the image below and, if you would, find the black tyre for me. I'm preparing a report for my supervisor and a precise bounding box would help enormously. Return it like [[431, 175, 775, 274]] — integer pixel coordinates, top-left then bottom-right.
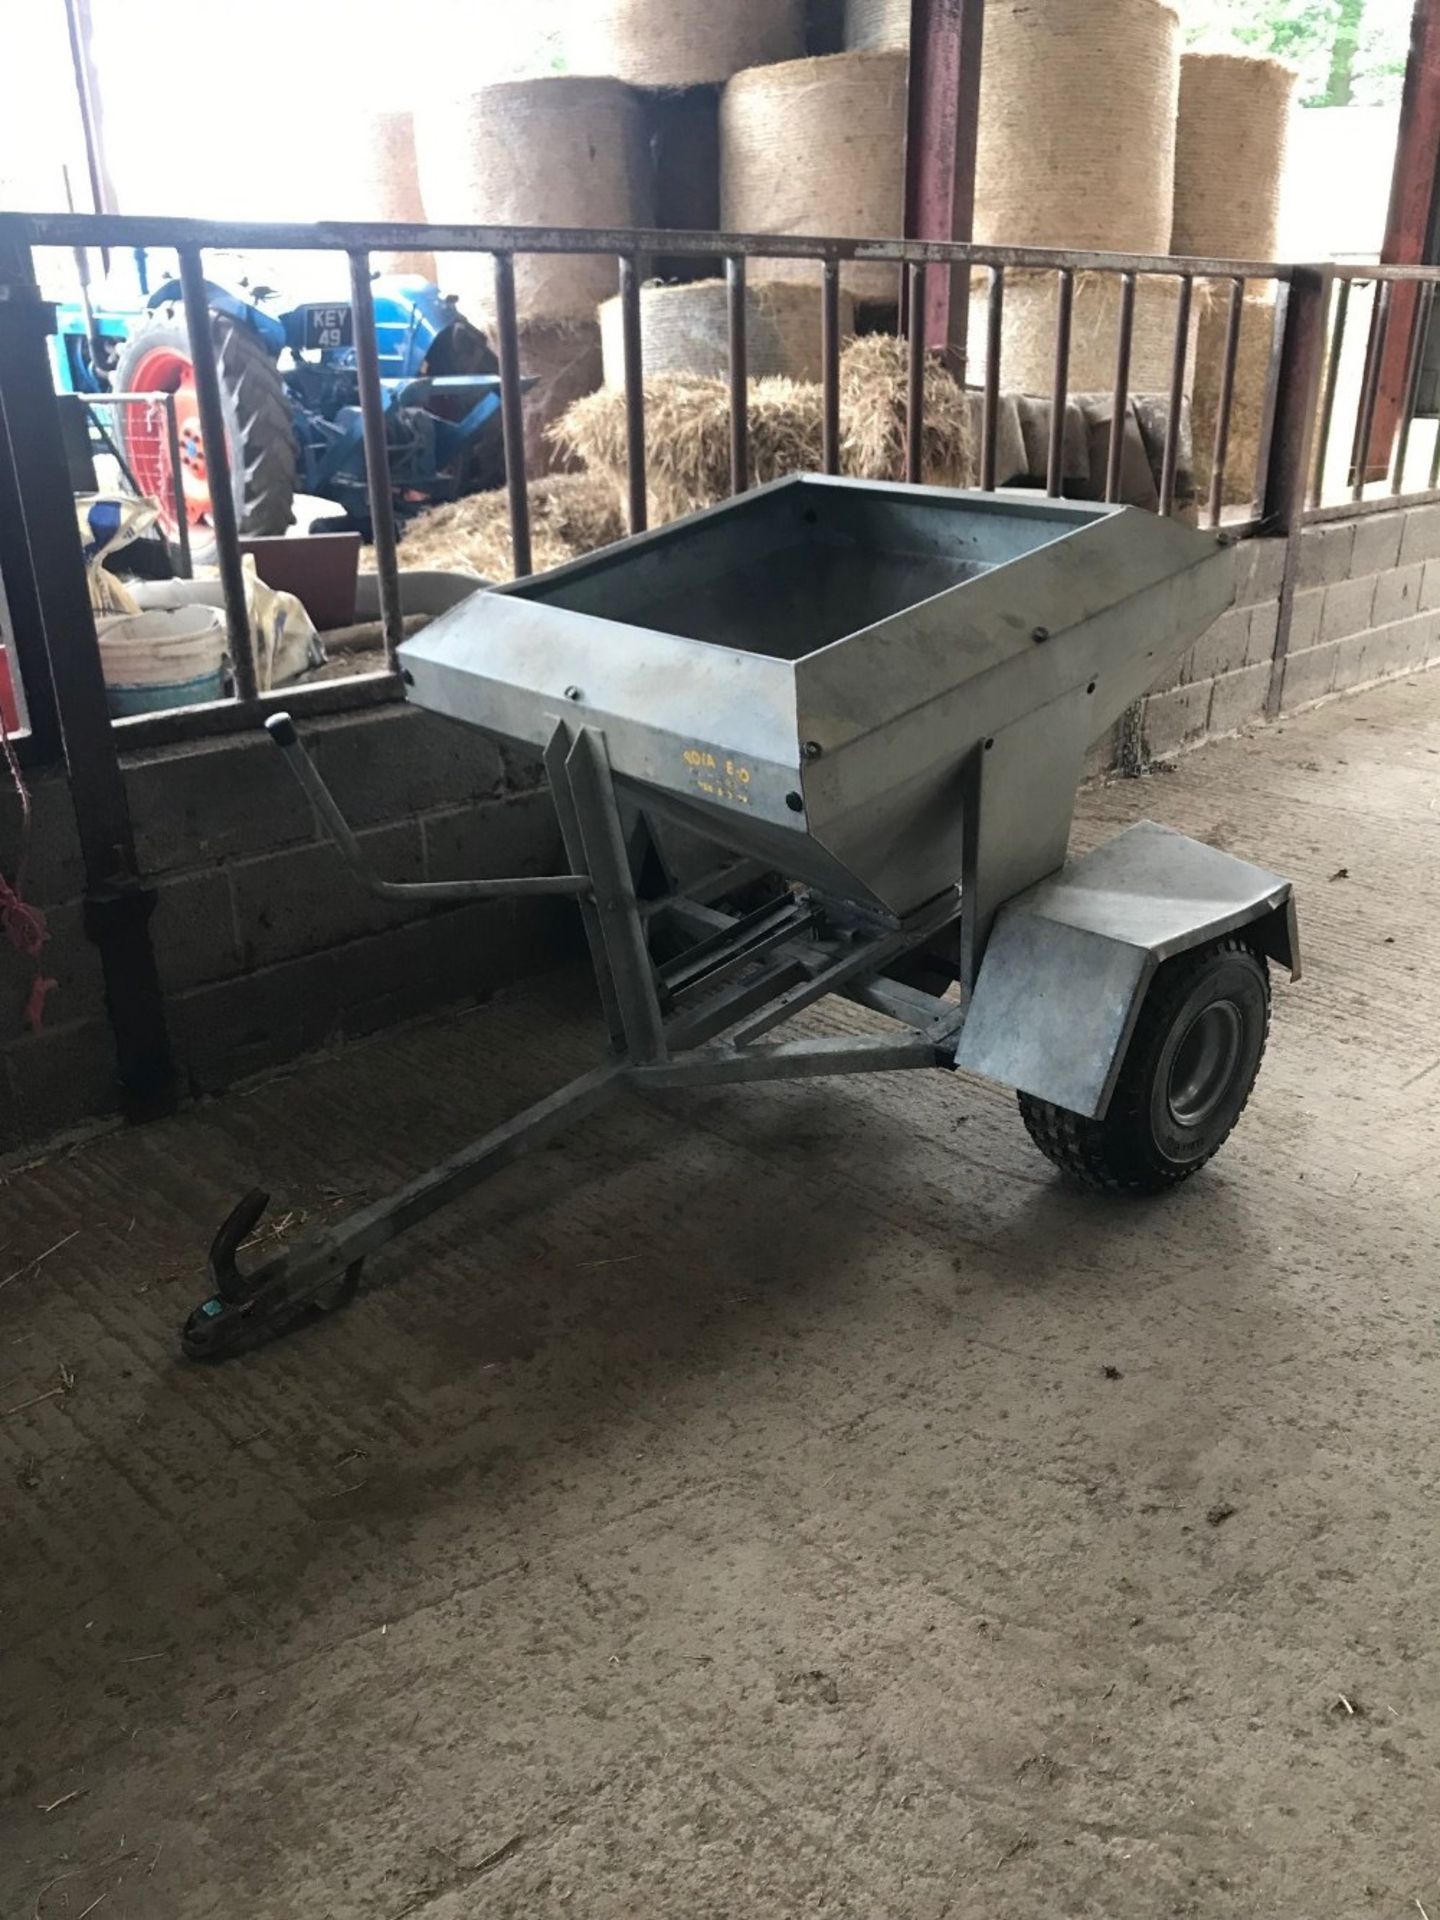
[[1018, 936, 1271, 1193], [114, 307, 296, 562]]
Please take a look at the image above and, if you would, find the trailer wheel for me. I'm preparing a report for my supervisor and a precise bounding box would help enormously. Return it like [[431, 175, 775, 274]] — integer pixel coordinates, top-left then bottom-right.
[[114, 308, 296, 561], [1018, 936, 1271, 1193]]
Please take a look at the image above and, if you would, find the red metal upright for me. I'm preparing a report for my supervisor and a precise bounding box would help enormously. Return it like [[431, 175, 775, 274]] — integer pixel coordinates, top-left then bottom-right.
[[903, 0, 986, 376], [1366, 0, 1440, 477]]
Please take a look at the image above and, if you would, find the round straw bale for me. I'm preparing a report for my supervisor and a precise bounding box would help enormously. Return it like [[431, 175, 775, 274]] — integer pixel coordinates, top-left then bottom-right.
[[352, 111, 435, 281], [721, 53, 908, 302], [842, 0, 908, 50], [397, 473, 626, 582], [598, 279, 856, 387], [554, 333, 971, 523], [1172, 54, 1295, 262], [1191, 284, 1277, 511], [976, 0, 1180, 255], [416, 78, 654, 325], [569, 0, 805, 87], [966, 268, 1200, 398]]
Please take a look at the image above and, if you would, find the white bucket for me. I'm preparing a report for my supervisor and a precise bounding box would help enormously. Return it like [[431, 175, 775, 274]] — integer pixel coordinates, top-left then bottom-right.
[[97, 606, 229, 717]]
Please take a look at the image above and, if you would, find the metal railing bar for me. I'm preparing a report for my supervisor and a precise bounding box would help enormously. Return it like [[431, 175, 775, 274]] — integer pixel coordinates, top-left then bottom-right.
[[177, 245, 256, 708], [1392, 281, 1433, 494], [619, 254, 648, 535], [727, 255, 749, 495], [1208, 277, 1245, 529], [492, 252, 532, 579], [1105, 270, 1136, 505], [1305, 485, 1440, 525], [1047, 268, 1073, 499], [347, 252, 406, 665], [1350, 279, 1391, 502], [15, 212, 1296, 284], [821, 261, 841, 476], [160, 392, 193, 579], [79, 391, 192, 577], [1311, 276, 1350, 510], [981, 264, 1003, 493], [906, 262, 926, 485], [110, 668, 404, 751], [1158, 272, 1193, 519]]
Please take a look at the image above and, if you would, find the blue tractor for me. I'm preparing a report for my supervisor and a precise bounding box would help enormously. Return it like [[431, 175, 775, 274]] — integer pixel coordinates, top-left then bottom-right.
[[50, 254, 511, 558]]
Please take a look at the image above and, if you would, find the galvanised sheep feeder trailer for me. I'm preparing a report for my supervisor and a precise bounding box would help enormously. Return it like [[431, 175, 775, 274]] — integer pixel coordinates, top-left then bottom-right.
[[183, 476, 1299, 1359]]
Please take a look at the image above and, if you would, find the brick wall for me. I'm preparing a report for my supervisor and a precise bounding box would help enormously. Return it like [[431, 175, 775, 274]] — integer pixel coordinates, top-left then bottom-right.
[[5, 501, 1440, 1160], [0, 706, 576, 1160]]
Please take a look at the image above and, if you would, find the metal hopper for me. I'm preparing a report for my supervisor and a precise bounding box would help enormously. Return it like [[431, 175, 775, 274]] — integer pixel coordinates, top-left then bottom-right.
[[181, 477, 1298, 1363], [399, 476, 1237, 956]]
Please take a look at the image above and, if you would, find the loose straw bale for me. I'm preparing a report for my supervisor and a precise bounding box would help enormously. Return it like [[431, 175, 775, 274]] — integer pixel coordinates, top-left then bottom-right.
[[1191, 285, 1277, 511], [976, 0, 1180, 254], [417, 78, 654, 325], [353, 111, 435, 281], [721, 53, 908, 302], [556, 373, 823, 524], [398, 473, 627, 582], [838, 334, 972, 488], [570, 0, 805, 87], [842, 0, 908, 49], [967, 268, 1201, 398], [599, 279, 855, 387], [1172, 54, 1295, 262], [554, 334, 972, 523]]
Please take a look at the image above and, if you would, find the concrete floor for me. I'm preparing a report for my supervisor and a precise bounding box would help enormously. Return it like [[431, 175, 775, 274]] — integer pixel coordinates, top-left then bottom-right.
[[3, 673, 1439, 1920]]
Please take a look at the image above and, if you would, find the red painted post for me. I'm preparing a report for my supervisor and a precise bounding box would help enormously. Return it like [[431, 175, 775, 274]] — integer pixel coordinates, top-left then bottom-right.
[[1365, 0, 1440, 478], [903, 0, 986, 374]]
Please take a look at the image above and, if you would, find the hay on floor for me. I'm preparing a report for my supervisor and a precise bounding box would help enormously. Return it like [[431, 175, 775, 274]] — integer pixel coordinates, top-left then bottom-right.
[[552, 335, 973, 523], [397, 473, 627, 582]]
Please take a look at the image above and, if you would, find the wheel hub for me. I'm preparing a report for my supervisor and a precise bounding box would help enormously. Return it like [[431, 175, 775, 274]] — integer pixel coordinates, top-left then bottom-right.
[[1166, 1000, 1244, 1129]]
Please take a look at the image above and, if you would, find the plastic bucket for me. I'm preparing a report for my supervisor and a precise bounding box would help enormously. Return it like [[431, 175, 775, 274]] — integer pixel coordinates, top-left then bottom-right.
[[0, 643, 19, 734], [97, 607, 228, 717]]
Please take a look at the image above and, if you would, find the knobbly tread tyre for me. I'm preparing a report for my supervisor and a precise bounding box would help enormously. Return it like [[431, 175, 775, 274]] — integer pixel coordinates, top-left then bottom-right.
[[1018, 935, 1271, 1194], [114, 307, 296, 547], [213, 313, 295, 537]]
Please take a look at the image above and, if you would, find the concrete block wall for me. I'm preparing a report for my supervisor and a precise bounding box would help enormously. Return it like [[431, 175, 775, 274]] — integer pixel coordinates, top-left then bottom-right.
[[1136, 536, 1288, 762], [1277, 504, 1440, 715], [0, 706, 576, 1160], [5, 501, 1440, 1160], [1130, 504, 1440, 767]]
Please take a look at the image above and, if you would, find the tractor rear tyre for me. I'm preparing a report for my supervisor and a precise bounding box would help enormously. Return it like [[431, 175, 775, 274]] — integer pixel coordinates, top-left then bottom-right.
[[114, 308, 296, 561], [1018, 936, 1270, 1193]]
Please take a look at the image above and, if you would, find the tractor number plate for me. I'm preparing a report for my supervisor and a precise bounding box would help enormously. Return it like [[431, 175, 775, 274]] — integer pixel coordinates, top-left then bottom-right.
[[302, 305, 353, 350]]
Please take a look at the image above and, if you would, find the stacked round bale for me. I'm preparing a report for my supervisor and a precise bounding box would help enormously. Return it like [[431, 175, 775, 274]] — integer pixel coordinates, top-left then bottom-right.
[[597, 279, 856, 388], [957, 0, 1185, 399], [721, 51, 909, 305], [1175, 53, 1296, 509], [416, 76, 654, 476], [568, 0, 805, 86], [573, 1, 804, 283], [554, 335, 973, 527], [352, 110, 435, 281]]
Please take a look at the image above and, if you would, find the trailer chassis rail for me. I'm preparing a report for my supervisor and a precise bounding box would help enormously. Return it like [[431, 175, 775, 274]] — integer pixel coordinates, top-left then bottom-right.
[[182, 714, 963, 1360]]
